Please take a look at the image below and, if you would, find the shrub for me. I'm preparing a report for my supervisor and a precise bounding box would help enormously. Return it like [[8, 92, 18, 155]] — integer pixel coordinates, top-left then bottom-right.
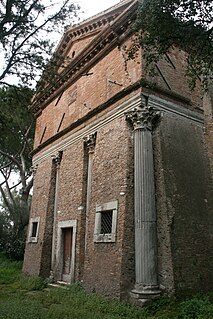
[[177, 296, 213, 319], [16, 275, 48, 291], [4, 234, 25, 261]]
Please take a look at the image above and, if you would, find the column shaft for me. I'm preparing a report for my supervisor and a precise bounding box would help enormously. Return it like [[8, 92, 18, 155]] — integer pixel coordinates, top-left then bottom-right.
[[134, 128, 158, 290], [126, 106, 160, 297]]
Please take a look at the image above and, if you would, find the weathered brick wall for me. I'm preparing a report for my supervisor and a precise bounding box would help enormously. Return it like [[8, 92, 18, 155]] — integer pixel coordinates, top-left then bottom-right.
[[54, 141, 86, 281], [119, 122, 135, 300], [33, 38, 142, 149], [154, 114, 213, 294], [143, 48, 203, 111], [23, 158, 53, 276], [203, 89, 213, 175], [83, 116, 134, 299], [24, 6, 213, 299]]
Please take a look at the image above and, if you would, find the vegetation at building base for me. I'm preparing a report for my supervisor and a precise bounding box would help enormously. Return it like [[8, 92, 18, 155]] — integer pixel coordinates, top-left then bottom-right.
[[0, 253, 213, 319]]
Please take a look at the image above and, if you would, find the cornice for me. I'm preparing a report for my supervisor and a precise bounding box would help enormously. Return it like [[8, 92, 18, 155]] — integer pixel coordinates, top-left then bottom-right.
[[32, 93, 142, 165], [32, 92, 203, 166], [30, 0, 138, 116], [32, 80, 141, 156], [57, 0, 134, 57]]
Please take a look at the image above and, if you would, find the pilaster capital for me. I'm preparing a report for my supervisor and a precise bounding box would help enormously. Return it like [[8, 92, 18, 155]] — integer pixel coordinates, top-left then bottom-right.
[[126, 106, 160, 131], [31, 164, 38, 178], [84, 132, 97, 153], [52, 151, 63, 168]]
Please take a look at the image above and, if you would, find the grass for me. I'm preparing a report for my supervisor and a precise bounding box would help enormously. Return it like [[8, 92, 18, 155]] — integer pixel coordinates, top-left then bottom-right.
[[0, 252, 213, 319]]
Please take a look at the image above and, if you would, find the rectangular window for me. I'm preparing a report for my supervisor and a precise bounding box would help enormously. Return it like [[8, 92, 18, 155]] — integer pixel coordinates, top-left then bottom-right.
[[28, 217, 40, 243], [31, 222, 38, 238], [94, 201, 118, 243], [100, 210, 113, 234]]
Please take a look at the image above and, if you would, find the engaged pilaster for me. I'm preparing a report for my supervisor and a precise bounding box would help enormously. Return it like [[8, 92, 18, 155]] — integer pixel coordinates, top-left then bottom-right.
[[50, 151, 62, 277], [126, 105, 160, 301], [84, 132, 97, 250]]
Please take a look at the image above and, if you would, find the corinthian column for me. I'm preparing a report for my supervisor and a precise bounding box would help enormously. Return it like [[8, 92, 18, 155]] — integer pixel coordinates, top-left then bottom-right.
[[126, 105, 160, 299]]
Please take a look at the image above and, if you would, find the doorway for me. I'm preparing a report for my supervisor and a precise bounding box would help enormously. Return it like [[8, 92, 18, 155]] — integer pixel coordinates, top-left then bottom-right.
[[62, 227, 73, 282], [56, 220, 77, 283]]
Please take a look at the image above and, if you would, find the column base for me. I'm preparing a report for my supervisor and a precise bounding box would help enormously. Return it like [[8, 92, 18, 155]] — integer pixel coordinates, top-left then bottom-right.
[[49, 270, 54, 283], [130, 285, 161, 307]]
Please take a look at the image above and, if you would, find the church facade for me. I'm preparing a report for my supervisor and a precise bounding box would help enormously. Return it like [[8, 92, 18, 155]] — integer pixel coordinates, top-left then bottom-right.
[[23, 0, 213, 303]]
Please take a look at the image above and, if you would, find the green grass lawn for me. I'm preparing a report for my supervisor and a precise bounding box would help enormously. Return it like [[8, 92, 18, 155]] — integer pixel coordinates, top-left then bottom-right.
[[0, 252, 212, 319]]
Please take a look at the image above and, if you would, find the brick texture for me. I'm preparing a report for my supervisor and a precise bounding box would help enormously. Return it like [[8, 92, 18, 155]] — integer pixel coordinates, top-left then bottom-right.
[[23, 2, 213, 300]]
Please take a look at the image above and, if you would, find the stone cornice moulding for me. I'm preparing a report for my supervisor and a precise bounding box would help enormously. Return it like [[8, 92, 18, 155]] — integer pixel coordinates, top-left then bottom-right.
[[148, 95, 204, 124], [33, 94, 142, 165], [57, 1, 135, 58], [32, 94, 204, 166], [33, 81, 142, 156], [31, 0, 138, 116]]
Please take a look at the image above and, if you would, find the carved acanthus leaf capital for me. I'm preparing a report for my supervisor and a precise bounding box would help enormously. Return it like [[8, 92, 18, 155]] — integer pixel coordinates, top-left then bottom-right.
[[52, 151, 63, 168], [31, 164, 38, 178], [126, 106, 160, 131], [84, 132, 97, 153]]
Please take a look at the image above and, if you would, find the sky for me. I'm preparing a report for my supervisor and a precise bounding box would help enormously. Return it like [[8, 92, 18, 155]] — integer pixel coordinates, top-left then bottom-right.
[[0, 0, 122, 188], [77, 0, 121, 20], [0, 0, 121, 81]]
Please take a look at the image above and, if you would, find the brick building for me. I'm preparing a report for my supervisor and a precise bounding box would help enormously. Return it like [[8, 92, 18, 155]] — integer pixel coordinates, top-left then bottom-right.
[[23, 0, 213, 303]]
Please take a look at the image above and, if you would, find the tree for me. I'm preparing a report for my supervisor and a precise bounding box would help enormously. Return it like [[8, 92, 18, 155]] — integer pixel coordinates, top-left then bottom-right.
[[0, 0, 80, 86], [0, 86, 34, 258], [129, 0, 213, 89], [0, 1, 80, 258], [0, 190, 31, 260]]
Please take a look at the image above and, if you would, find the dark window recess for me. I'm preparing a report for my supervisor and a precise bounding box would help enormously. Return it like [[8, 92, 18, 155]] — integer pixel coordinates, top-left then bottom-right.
[[57, 113, 65, 132], [40, 126, 46, 144], [100, 210, 113, 234], [31, 222, 38, 238], [55, 91, 64, 106]]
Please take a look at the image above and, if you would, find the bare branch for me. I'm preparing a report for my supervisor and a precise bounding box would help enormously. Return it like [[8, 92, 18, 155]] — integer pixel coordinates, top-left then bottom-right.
[[0, 168, 16, 207], [0, 182, 14, 213], [0, 149, 22, 171]]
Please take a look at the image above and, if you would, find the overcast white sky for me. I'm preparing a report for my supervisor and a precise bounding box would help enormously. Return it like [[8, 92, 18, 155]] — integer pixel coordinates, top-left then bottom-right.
[[0, 0, 122, 189], [77, 0, 121, 20]]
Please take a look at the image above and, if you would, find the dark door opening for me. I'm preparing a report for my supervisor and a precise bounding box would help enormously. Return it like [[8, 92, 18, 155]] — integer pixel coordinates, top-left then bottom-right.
[[62, 227, 73, 282]]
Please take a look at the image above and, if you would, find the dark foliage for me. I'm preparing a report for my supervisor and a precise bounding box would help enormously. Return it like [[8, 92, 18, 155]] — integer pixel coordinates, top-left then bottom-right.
[[130, 0, 213, 89]]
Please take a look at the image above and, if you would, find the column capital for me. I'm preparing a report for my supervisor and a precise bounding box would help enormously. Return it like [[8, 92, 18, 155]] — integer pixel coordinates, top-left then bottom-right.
[[84, 132, 97, 153], [126, 106, 160, 131], [31, 164, 38, 178], [52, 151, 63, 168]]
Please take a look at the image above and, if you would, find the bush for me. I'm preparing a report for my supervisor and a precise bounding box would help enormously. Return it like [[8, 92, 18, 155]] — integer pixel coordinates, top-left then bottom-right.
[[177, 296, 213, 319], [4, 234, 25, 261]]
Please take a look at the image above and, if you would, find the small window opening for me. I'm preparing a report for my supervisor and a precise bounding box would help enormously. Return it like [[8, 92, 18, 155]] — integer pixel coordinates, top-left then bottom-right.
[[31, 222, 38, 238], [28, 217, 40, 243], [94, 201, 118, 243], [100, 210, 113, 234]]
